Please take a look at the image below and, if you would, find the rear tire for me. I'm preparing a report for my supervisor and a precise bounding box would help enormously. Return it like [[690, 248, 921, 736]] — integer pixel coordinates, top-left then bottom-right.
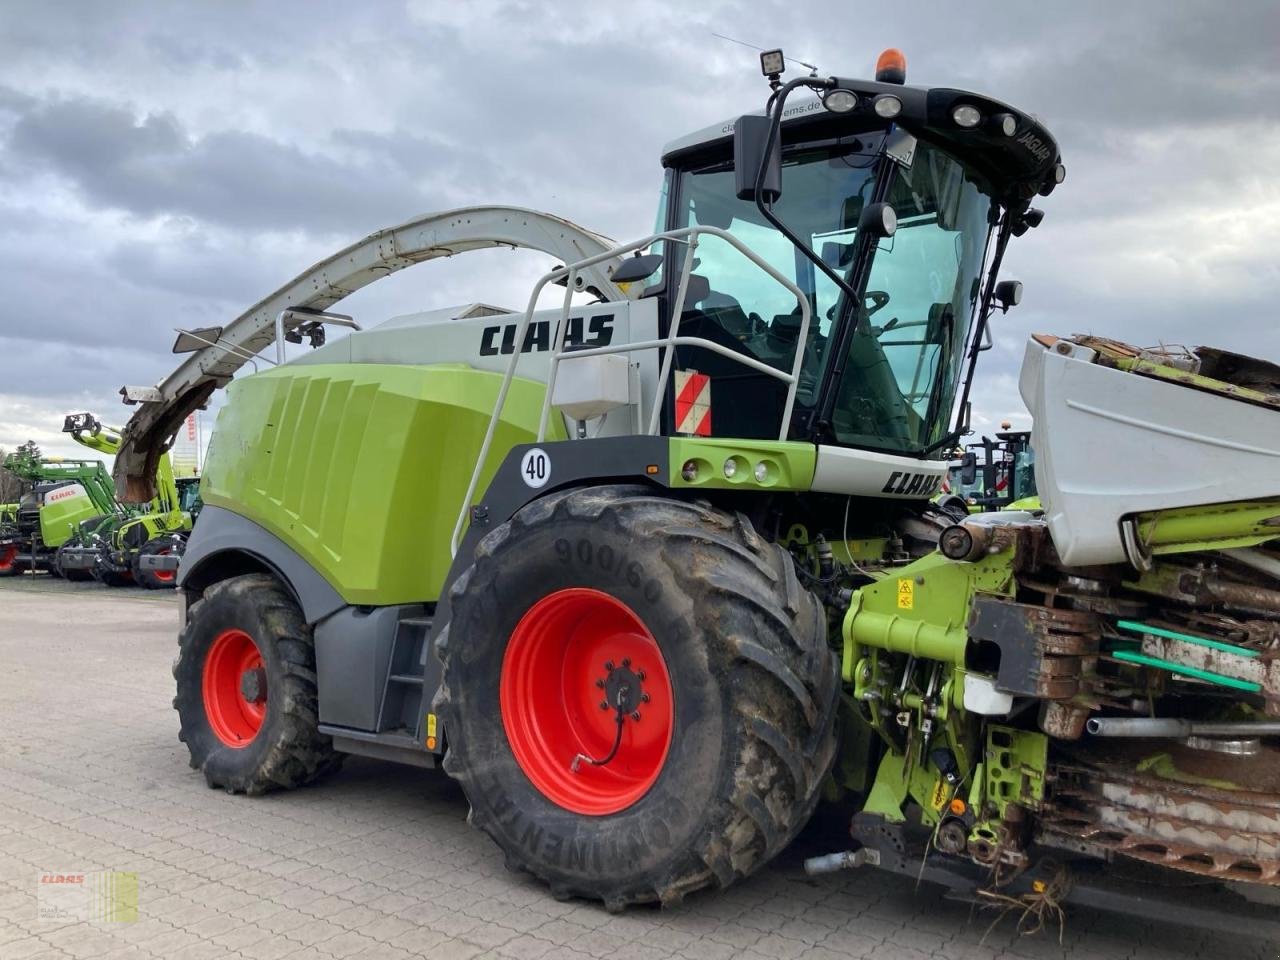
[[436, 485, 839, 909], [0, 543, 20, 577], [173, 573, 342, 794]]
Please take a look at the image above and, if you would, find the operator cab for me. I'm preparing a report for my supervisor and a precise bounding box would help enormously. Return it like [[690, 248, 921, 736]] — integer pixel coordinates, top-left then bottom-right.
[[651, 49, 1062, 458]]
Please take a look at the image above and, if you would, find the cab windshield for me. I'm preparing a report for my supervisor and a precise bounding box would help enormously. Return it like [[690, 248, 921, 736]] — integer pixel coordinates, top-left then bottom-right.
[[668, 136, 995, 453]]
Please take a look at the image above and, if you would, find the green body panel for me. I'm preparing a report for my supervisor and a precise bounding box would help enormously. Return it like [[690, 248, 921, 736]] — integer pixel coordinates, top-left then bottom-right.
[[201, 362, 566, 606], [668, 437, 817, 491], [842, 551, 1016, 676], [110, 510, 194, 547], [38, 486, 98, 548]]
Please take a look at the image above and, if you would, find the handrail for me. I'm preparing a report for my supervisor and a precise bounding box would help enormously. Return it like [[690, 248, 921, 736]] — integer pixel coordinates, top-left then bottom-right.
[[450, 224, 811, 556]]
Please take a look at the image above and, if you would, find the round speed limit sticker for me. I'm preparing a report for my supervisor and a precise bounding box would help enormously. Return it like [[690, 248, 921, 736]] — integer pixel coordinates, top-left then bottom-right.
[[520, 447, 550, 489]]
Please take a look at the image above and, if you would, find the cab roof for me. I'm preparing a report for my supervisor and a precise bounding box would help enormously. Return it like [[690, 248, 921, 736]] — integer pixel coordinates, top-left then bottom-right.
[[661, 76, 1063, 205]]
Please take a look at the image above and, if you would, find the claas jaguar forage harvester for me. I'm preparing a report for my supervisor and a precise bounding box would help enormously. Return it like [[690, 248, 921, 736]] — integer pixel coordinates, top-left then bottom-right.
[[109, 48, 1280, 934]]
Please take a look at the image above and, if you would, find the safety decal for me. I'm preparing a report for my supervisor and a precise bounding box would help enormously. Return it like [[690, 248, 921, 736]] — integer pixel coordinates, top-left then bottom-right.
[[897, 578, 914, 610], [674, 370, 711, 436]]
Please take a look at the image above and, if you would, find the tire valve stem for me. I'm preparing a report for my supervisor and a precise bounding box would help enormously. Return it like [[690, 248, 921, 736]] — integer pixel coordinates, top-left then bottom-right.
[[573, 682, 632, 772]]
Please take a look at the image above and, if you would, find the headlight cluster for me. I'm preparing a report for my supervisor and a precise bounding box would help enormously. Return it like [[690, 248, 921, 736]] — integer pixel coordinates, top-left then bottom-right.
[[681, 457, 779, 486], [821, 89, 902, 120]]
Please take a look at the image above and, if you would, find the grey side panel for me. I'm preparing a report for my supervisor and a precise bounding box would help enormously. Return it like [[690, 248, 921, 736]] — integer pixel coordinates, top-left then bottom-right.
[[178, 504, 346, 624], [313, 604, 421, 730]]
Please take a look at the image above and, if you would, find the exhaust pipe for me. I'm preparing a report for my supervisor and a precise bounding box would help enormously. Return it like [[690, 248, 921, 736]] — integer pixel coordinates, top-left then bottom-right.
[[1086, 717, 1280, 738], [803, 848, 880, 875]]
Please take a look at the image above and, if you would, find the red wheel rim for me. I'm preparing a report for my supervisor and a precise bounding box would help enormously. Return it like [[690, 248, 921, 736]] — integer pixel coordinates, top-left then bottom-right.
[[500, 588, 674, 816], [202, 628, 266, 748], [153, 549, 175, 583], [0, 545, 16, 572]]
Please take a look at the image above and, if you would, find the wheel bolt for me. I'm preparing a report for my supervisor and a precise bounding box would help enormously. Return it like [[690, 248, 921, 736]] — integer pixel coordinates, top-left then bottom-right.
[[622, 657, 631, 668], [640, 693, 650, 703], [604, 661, 615, 672], [600, 701, 610, 711], [631, 711, 641, 721], [595, 678, 605, 688], [637, 670, 646, 681]]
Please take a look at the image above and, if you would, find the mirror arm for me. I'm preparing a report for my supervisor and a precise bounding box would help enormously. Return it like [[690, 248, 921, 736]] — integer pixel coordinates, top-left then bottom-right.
[[751, 77, 863, 305], [948, 213, 1014, 439]]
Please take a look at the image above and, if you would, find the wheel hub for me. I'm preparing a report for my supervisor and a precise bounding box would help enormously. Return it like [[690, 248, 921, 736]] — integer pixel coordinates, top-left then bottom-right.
[[500, 588, 674, 816], [202, 628, 267, 748], [240, 667, 267, 704], [601, 660, 646, 719]]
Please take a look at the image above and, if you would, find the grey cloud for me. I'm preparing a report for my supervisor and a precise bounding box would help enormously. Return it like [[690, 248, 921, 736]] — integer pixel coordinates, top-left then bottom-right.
[[6, 98, 436, 233]]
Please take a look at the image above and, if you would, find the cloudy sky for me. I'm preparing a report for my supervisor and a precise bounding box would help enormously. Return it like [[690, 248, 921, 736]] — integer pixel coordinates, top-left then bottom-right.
[[1, 0, 1277, 463]]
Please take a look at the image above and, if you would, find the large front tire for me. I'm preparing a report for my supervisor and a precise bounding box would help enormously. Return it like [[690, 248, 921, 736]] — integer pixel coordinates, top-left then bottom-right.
[[436, 486, 839, 909], [174, 574, 342, 794]]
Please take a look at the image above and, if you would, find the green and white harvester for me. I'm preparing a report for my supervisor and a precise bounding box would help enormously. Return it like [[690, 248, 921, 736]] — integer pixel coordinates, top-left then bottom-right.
[[110, 49, 1280, 933]]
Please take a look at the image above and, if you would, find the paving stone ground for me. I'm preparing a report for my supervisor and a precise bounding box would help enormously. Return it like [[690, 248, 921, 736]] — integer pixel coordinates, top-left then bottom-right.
[[0, 576, 1271, 959]]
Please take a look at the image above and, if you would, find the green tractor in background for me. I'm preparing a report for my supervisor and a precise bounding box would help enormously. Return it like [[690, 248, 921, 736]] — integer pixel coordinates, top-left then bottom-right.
[[56, 413, 200, 588], [0, 446, 124, 578]]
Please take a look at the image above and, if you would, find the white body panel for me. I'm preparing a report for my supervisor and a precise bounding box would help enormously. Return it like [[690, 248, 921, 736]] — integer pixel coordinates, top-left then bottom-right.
[[812, 445, 946, 499], [552, 354, 632, 422], [294, 299, 659, 439], [1019, 337, 1280, 565]]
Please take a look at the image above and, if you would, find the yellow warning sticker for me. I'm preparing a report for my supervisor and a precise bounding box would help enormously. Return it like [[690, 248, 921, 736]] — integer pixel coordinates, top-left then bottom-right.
[[897, 578, 914, 609], [426, 714, 438, 738], [930, 777, 949, 811]]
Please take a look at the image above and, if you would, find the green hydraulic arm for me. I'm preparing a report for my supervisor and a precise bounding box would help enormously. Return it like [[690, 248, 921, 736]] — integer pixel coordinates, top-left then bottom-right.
[[63, 413, 181, 515], [1, 449, 120, 518]]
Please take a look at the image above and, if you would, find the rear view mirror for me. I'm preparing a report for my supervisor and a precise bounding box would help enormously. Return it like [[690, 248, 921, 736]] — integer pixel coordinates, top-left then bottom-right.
[[733, 114, 781, 202], [960, 451, 978, 486], [172, 326, 224, 354], [611, 254, 663, 284]]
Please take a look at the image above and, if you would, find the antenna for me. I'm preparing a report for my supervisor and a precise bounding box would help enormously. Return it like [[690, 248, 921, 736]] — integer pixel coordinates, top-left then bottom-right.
[[710, 32, 819, 75]]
